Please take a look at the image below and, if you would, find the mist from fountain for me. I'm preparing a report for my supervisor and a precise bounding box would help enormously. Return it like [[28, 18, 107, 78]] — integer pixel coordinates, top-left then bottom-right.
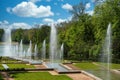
[[3, 28, 12, 57], [101, 23, 112, 80], [34, 44, 38, 60], [50, 23, 58, 63], [42, 40, 46, 60], [15, 45, 19, 58], [19, 40, 23, 58], [47, 23, 65, 69], [27, 40, 32, 60], [60, 43, 64, 62]]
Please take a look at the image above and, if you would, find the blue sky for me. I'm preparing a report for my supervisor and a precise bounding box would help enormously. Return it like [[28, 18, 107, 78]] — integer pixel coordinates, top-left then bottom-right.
[[0, 0, 95, 29]]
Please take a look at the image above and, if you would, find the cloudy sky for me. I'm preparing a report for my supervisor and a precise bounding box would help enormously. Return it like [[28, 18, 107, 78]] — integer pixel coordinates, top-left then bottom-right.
[[0, 0, 95, 29]]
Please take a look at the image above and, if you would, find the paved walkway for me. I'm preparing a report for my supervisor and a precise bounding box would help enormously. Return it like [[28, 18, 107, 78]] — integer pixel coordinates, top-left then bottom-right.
[[34, 64, 46, 69], [64, 64, 80, 70], [48, 71, 59, 75]]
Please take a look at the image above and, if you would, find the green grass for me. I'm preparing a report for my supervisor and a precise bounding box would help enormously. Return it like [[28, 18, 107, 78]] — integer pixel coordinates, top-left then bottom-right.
[[0, 75, 3, 80], [0, 64, 4, 69], [7, 64, 35, 69], [73, 62, 99, 70], [12, 72, 72, 80], [97, 62, 120, 69], [111, 63, 120, 69], [1, 60, 18, 63], [74, 62, 120, 70]]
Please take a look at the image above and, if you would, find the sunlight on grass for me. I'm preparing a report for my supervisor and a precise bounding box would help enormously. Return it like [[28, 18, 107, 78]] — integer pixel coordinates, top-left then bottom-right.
[[97, 62, 120, 69], [0, 64, 4, 69], [74, 62, 99, 70], [12, 72, 72, 80], [7, 64, 35, 69]]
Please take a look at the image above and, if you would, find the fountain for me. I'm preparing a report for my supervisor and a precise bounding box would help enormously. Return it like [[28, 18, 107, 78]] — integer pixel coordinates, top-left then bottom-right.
[[60, 43, 64, 62], [3, 28, 12, 57], [101, 23, 112, 80], [42, 40, 46, 60], [19, 40, 23, 58], [45, 23, 68, 72], [27, 41, 41, 64], [27, 40, 32, 61], [49, 23, 58, 63], [14, 45, 19, 59], [34, 44, 38, 60]]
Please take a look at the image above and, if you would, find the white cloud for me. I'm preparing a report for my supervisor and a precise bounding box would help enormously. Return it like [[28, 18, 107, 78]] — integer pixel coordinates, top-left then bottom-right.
[[0, 20, 9, 26], [3, 20, 9, 24], [43, 18, 54, 23], [85, 3, 91, 9], [56, 18, 67, 23], [62, 3, 73, 10], [43, 18, 68, 24], [7, 2, 54, 18], [86, 10, 94, 15], [11, 23, 31, 29], [29, 0, 41, 3], [0, 20, 31, 29], [0, 21, 9, 29], [6, 7, 12, 13]]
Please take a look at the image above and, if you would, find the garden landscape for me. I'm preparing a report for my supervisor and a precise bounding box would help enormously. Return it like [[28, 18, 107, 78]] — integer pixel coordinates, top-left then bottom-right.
[[0, 0, 120, 80]]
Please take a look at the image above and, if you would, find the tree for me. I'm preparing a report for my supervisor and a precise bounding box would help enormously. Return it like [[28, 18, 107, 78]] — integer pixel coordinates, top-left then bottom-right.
[[12, 28, 24, 42], [0, 29, 4, 41]]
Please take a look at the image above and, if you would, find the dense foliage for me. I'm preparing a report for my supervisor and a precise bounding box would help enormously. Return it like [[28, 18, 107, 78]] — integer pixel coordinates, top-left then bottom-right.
[[0, 0, 120, 62]]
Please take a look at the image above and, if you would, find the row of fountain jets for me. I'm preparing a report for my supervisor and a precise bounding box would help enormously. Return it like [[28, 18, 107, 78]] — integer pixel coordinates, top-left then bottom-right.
[[3, 24, 64, 63]]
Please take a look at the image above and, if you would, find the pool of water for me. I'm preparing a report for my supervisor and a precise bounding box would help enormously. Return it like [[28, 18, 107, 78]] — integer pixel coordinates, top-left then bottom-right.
[[45, 63, 69, 72], [86, 69, 120, 80], [29, 60, 42, 64]]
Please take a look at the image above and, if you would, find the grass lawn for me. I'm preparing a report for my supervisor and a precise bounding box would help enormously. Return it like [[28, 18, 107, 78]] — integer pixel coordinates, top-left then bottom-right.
[[0, 64, 4, 69], [73, 62, 100, 70], [12, 72, 72, 80], [7, 64, 35, 69], [0, 75, 3, 80], [97, 62, 120, 69], [74, 62, 120, 70], [0, 57, 18, 63], [111, 63, 120, 69]]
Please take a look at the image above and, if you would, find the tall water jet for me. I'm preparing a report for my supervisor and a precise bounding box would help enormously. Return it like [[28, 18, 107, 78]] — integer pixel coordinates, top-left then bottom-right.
[[19, 40, 23, 58], [15, 45, 19, 57], [101, 23, 112, 80], [60, 43, 64, 62], [50, 23, 58, 63], [27, 40, 32, 60], [42, 40, 46, 60], [3, 28, 12, 57], [34, 44, 38, 60]]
